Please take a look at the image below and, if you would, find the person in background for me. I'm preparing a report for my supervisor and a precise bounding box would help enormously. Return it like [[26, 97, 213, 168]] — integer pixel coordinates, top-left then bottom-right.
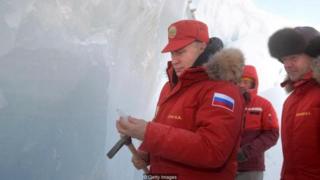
[[268, 26, 320, 180], [236, 65, 279, 180], [116, 19, 245, 180]]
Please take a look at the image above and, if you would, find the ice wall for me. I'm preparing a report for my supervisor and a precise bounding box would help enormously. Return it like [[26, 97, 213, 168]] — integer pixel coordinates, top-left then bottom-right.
[[0, 0, 189, 180], [0, 0, 287, 180], [0, 1, 111, 179]]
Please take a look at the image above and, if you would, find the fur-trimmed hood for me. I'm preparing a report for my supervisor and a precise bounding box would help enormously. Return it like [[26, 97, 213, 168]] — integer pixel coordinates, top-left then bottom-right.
[[242, 65, 259, 95], [204, 48, 245, 84]]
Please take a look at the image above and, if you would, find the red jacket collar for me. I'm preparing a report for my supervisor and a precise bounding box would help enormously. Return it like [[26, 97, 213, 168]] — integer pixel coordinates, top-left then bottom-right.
[[281, 71, 314, 89], [166, 61, 209, 89]]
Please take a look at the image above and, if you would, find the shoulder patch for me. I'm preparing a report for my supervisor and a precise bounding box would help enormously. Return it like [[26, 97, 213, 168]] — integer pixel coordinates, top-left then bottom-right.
[[212, 92, 235, 112]]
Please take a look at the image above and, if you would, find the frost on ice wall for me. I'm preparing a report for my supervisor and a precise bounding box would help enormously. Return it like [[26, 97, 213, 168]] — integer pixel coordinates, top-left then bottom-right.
[[0, 0, 190, 180], [0, 0, 288, 180]]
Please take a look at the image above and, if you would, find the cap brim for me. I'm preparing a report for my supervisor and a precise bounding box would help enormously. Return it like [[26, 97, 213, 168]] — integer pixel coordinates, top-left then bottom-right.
[[161, 38, 195, 53]]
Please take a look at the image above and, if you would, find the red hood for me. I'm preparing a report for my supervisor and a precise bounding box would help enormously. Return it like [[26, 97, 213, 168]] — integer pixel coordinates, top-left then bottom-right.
[[242, 65, 259, 95]]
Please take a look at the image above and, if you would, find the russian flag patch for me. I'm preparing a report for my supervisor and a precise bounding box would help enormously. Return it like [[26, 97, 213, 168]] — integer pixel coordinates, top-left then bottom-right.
[[212, 92, 235, 112]]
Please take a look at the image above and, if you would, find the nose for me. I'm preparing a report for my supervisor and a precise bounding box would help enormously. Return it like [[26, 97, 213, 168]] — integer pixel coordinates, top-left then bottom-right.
[[283, 59, 292, 69], [171, 55, 180, 65]]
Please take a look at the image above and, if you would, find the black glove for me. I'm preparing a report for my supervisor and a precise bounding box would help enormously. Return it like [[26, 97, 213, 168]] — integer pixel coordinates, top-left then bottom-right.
[[237, 148, 248, 163]]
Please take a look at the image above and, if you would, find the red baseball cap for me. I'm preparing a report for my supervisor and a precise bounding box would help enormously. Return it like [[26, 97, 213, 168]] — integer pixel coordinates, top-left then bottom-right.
[[161, 20, 209, 53]]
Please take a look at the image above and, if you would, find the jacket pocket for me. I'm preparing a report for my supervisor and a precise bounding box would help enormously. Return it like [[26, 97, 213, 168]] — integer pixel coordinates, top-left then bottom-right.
[[294, 108, 320, 146], [244, 110, 262, 130], [295, 108, 320, 168]]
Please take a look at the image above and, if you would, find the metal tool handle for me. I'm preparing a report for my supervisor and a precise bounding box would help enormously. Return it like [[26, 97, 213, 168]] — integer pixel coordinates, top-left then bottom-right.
[[106, 135, 130, 159]]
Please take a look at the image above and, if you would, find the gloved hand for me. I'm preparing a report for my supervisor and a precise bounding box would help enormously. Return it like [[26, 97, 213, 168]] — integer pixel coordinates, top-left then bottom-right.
[[237, 148, 248, 163]]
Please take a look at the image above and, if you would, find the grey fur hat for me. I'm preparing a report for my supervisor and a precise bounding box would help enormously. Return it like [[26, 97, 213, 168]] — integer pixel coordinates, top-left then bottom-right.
[[305, 37, 320, 58], [268, 26, 320, 62]]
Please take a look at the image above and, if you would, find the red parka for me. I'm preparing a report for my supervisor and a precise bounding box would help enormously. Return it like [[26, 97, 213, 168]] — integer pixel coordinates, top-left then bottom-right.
[[140, 49, 245, 180], [280, 72, 320, 180], [238, 65, 279, 171]]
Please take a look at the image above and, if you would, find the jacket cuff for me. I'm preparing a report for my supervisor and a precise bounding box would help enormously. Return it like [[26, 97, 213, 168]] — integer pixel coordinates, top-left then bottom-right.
[[139, 122, 171, 154]]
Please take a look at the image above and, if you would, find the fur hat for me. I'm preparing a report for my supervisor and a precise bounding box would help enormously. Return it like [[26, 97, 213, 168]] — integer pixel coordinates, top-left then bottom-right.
[[305, 37, 320, 58], [268, 26, 320, 62]]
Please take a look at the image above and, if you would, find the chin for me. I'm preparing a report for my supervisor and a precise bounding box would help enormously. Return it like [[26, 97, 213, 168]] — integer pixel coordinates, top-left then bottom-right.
[[289, 75, 301, 82]]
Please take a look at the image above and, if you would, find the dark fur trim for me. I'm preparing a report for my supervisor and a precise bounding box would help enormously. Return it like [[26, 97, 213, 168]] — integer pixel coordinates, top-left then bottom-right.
[[282, 76, 294, 93], [313, 70, 320, 84], [283, 69, 320, 93], [192, 37, 224, 67], [308, 37, 320, 84], [204, 48, 245, 83], [306, 37, 320, 58], [268, 28, 306, 61], [312, 56, 320, 84]]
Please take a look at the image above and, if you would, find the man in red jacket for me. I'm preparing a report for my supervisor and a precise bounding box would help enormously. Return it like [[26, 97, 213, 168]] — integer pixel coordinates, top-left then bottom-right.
[[236, 65, 279, 180], [268, 26, 320, 180], [116, 19, 245, 180]]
